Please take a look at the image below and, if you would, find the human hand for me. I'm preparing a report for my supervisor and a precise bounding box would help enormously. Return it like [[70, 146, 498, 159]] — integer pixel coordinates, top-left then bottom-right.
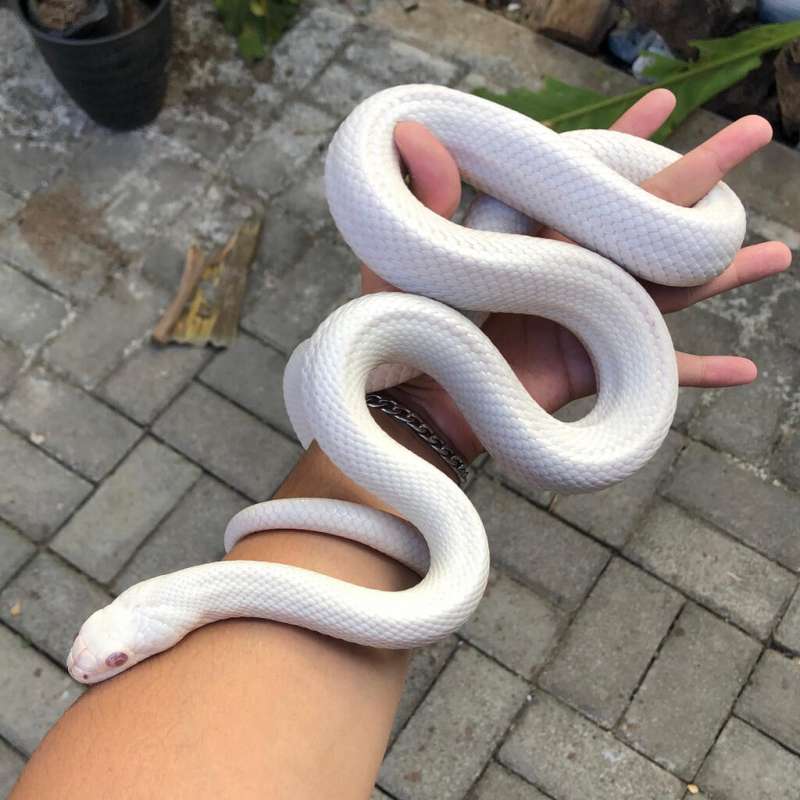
[[360, 89, 793, 462]]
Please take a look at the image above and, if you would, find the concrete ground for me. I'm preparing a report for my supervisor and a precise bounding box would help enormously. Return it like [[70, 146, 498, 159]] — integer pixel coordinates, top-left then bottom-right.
[[1, 1, 800, 797]]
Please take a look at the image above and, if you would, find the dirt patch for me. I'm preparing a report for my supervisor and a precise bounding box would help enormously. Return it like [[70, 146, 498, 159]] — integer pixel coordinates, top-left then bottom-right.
[[30, 0, 153, 35], [17, 183, 125, 274], [31, 0, 91, 31]]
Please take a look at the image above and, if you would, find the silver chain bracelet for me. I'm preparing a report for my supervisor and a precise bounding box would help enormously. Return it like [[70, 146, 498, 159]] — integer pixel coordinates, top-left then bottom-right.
[[366, 392, 471, 488]]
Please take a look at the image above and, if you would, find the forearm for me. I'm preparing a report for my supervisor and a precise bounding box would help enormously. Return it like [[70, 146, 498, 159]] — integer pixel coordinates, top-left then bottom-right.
[[11, 412, 449, 800]]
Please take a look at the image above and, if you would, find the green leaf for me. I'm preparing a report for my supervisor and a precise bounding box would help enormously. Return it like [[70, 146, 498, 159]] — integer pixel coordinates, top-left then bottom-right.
[[474, 19, 800, 142], [214, 0, 298, 60], [238, 22, 266, 61], [476, 78, 625, 133]]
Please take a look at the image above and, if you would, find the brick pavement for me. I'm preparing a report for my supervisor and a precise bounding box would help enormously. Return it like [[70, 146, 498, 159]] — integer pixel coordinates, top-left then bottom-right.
[[1, 1, 799, 797]]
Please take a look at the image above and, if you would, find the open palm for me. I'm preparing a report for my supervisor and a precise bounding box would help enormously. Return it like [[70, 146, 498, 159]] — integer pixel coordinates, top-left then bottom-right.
[[360, 89, 792, 461]]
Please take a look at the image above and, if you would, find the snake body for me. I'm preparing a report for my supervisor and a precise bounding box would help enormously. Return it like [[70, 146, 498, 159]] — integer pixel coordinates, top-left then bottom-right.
[[67, 85, 746, 684]]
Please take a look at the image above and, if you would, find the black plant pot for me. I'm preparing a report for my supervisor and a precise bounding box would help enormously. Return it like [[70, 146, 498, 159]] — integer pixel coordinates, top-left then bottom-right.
[[17, 0, 172, 131]]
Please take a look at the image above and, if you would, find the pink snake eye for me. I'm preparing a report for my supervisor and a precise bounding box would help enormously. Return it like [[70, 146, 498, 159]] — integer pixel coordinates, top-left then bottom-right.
[[105, 652, 128, 668]]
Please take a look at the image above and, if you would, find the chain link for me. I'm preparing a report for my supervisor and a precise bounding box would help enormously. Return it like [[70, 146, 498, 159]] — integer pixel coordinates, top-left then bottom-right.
[[366, 392, 470, 488]]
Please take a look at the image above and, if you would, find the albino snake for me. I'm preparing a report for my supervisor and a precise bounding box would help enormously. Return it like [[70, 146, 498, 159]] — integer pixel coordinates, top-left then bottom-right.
[[67, 85, 745, 684]]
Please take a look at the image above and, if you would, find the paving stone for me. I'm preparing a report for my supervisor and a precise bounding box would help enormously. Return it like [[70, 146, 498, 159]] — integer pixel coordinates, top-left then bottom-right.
[[230, 103, 336, 197], [744, 210, 800, 265], [103, 158, 212, 251], [776, 590, 800, 654], [153, 382, 300, 500], [483, 456, 554, 509], [703, 253, 795, 351], [664, 442, 800, 571], [0, 188, 23, 222], [539, 558, 683, 728], [619, 603, 760, 779], [499, 691, 684, 800], [0, 624, 83, 756], [307, 63, 386, 119], [371, 789, 391, 800], [461, 568, 564, 678], [51, 130, 153, 210], [0, 138, 64, 199], [391, 636, 458, 741], [626, 500, 797, 640], [0, 425, 92, 542], [772, 428, 800, 491], [380, 646, 528, 800], [0, 220, 115, 302], [199, 334, 293, 437], [136, 236, 187, 294], [689, 340, 796, 461], [51, 437, 200, 582], [1, 369, 141, 481], [0, 343, 22, 397], [0, 522, 34, 589], [0, 262, 68, 351], [344, 34, 460, 85], [551, 431, 683, 548], [113, 476, 246, 594], [468, 476, 609, 612], [772, 283, 800, 351], [0, 737, 25, 799], [243, 230, 360, 353], [736, 649, 800, 754], [248, 203, 315, 297], [273, 155, 330, 232], [665, 306, 740, 429], [44, 277, 165, 389], [0, 552, 112, 663], [696, 717, 800, 800], [470, 762, 549, 799], [271, 6, 355, 90], [672, 387, 704, 430], [99, 342, 211, 425]]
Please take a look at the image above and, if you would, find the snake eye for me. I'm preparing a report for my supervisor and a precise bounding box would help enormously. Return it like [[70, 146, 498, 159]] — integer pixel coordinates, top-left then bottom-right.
[[105, 652, 128, 668]]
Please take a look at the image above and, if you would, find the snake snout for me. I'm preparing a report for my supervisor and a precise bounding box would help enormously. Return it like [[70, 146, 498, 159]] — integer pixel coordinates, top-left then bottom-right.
[[67, 637, 101, 683]]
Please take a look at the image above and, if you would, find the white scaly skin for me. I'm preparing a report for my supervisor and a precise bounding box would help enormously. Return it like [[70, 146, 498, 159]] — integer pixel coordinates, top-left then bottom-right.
[[67, 85, 745, 685]]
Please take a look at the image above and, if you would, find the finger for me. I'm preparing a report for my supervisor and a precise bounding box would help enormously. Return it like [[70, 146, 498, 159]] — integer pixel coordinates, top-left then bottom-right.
[[363, 123, 462, 295], [648, 241, 793, 312], [394, 121, 461, 218], [677, 352, 757, 387], [539, 90, 676, 242], [643, 115, 773, 207], [609, 88, 676, 138]]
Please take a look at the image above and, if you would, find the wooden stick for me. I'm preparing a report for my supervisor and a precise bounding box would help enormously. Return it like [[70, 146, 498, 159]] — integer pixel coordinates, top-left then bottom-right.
[[211, 219, 263, 346], [151, 244, 206, 344]]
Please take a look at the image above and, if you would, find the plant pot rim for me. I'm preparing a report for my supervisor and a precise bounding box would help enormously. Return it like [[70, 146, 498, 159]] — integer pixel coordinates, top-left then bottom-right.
[[16, 0, 169, 46]]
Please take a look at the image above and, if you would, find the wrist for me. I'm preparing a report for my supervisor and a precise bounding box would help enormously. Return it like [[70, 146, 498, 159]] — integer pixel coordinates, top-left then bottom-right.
[[388, 383, 483, 464]]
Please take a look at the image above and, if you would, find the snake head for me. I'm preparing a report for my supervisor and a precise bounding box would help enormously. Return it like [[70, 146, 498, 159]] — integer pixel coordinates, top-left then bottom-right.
[[67, 600, 149, 684]]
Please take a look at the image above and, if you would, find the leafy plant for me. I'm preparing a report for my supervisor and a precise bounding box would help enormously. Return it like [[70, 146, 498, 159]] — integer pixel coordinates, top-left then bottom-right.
[[214, 0, 299, 62], [475, 20, 800, 142]]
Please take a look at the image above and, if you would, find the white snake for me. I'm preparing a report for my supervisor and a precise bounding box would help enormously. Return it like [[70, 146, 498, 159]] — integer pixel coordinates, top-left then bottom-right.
[[67, 85, 745, 684]]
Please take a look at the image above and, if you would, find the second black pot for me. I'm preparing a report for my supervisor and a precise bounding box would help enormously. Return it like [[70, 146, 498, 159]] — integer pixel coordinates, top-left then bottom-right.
[[17, 0, 172, 131]]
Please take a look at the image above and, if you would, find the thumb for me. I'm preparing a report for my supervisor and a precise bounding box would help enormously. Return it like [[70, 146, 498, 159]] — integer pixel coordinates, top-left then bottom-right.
[[361, 122, 462, 294], [394, 121, 461, 218]]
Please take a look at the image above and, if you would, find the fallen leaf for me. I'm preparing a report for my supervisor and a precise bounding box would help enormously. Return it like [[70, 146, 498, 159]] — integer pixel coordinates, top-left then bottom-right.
[[10, 601, 22, 617]]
